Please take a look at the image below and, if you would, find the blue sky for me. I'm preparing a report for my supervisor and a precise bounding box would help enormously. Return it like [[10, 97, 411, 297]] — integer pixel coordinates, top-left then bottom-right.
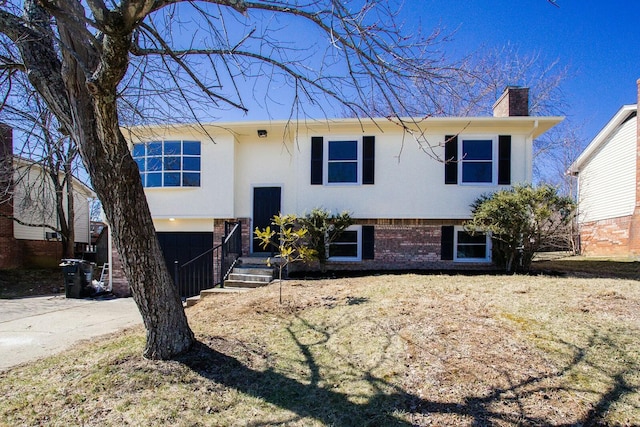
[[214, 1, 638, 145], [405, 0, 640, 142]]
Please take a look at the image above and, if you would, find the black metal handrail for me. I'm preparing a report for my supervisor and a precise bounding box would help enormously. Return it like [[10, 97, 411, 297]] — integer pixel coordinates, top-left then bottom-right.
[[220, 221, 242, 286], [173, 221, 242, 299]]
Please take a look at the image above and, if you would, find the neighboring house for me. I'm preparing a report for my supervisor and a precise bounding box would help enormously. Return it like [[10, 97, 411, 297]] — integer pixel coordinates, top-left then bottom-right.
[[106, 86, 561, 295], [0, 125, 96, 268], [568, 80, 640, 257]]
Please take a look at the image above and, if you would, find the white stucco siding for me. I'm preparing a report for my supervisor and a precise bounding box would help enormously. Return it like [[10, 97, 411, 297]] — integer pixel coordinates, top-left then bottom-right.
[[233, 130, 297, 218], [136, 131, 236, 219], [126, 117, 554, 226], [293, 130, 532, 219], [153, 218, 214, 232], [578, 116, 637, 223]]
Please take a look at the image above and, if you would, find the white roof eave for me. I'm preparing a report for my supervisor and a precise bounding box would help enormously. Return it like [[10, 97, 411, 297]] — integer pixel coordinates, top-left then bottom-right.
[[123, 115, 564, 139], [568, 104, 637, 175]]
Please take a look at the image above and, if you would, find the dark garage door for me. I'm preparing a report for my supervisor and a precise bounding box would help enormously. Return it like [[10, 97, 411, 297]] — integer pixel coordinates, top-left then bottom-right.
[[156, 232, 214, 279]]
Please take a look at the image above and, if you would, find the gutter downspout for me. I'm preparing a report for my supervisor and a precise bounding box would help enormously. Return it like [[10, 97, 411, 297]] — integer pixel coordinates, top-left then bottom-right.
[[526, 119, 539, 183]]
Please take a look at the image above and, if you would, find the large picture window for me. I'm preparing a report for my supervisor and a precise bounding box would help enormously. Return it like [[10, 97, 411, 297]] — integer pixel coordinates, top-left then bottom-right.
[[133, 140, 201, 188]]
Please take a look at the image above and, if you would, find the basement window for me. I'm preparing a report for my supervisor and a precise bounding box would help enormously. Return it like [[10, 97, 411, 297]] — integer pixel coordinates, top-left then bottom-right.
[[454, 227, 491, 262], [328, 226, 362, 261]]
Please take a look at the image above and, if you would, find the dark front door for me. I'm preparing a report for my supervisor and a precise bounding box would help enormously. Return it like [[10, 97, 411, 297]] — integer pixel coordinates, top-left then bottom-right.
[[253, 186, 281, 253]]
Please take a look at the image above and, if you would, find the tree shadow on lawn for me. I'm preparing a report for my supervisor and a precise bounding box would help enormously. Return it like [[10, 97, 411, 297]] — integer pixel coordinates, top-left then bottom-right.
[[531, 260, 640, 281], [176, 326, 637, 426]]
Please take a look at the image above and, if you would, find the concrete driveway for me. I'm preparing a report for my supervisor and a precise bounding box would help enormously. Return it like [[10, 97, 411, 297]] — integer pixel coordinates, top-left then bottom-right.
[[0, 295, 142, 371]]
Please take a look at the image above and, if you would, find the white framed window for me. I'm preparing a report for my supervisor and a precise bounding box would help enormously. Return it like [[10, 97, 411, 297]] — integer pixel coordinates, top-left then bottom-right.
[[459, 136, 498, 185], [454, 226, 491, 262], [324, 138, 362, 185], [133, 140, 201, 188], [328, 225, 362, 261]]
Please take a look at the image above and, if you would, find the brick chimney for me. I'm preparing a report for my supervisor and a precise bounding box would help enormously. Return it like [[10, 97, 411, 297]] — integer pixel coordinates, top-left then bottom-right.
[[492, 86, 529, 117], [629, 79, 640, 255], [0, 123, 17, 268]]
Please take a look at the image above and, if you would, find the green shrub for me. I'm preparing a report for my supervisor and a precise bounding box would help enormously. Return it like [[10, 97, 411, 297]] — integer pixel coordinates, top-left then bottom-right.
[[466, 184, 576, 273]]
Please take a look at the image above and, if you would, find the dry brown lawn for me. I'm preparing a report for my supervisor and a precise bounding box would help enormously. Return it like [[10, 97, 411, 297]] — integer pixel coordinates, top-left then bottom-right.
[[1, 272, 639, 426]]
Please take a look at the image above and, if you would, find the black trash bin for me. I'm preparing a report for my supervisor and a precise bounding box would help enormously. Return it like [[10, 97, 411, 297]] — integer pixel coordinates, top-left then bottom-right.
[[60, 259, 94, 298]]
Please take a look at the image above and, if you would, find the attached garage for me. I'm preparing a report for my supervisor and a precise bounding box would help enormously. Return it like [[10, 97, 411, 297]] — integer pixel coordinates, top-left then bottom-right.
[[156, 231, 213, 282]]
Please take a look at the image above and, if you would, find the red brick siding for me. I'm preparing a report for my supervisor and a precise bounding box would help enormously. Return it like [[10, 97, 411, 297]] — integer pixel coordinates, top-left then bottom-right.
[[0, 238, 65, 269], [368, 224, 441, 267], [580, 215, 634, 257], [629, 80, 640, 254], [291, 221, 496, 272], [0, 124, 16, 269], [492, 87, 529, 117], [109, 247, 131, 297], [18, 240, 63, 268], [214, 218, 251, 256], [0, 236, 18, 268]]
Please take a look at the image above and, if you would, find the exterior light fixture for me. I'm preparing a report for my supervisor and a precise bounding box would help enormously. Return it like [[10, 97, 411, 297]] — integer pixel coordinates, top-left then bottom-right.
[[257, 129, 268, 138]]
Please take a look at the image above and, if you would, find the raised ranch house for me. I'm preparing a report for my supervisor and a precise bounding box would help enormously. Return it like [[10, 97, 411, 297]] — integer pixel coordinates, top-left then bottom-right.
[[0, 124, 96, 269], [108, 88, 563, 297], [568, 79, 640, 257]]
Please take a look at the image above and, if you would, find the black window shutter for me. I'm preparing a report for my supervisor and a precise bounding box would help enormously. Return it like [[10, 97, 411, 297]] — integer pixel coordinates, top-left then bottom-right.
[[444, 135, 458, 184], [311, 137, 323, 185], [363, 136, 375, 185], [498, 135, 511, 185], [362, 226, 375, 259], [441, 226, 454, 260]]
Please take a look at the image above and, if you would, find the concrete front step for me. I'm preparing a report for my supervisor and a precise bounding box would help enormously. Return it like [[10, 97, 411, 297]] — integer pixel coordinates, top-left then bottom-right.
[[224, 279, 272, 288], [227, 272, 272, 283], [185, 262, 276, 307], [185, 287, 252, 307], [231, 268, 274, 277], [224, 262, 275, 289], [238, 256, 283, 266]]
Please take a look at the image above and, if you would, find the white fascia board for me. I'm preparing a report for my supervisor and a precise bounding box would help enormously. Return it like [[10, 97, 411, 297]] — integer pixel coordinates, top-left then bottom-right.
[[122, 116, 564, 139], [568, 104, 637, 175]]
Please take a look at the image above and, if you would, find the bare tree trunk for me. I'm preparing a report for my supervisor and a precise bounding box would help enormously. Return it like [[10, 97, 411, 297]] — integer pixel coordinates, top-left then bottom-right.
[[56, 12, 194, 359], [83, 98, 194, 359], [1, 0, 195, 359]]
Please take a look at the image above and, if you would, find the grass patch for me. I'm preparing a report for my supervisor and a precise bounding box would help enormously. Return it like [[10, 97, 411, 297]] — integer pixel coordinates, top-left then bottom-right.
[[1, 273, 639, 425], [533, 256, 640, 280]]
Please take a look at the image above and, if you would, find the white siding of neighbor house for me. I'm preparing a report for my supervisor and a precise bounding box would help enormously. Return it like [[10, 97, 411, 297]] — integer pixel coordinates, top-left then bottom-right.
[[12, 162, 93, 243], [578, 115, 637, 223]]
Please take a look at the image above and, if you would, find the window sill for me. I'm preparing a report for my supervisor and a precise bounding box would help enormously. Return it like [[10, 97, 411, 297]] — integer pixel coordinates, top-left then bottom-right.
[[453, 259, 492, 263], [143, 186, 202, 190], [327, 257, 362, 262]]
